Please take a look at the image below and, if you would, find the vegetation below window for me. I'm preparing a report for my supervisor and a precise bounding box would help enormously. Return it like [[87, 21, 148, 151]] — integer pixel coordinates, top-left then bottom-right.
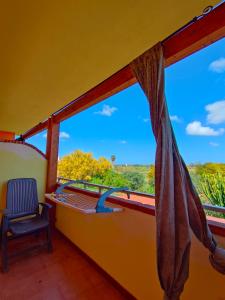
[[193, 164, 225, 219], [58, 150, 155, 194], [58, 150, 225, 219]]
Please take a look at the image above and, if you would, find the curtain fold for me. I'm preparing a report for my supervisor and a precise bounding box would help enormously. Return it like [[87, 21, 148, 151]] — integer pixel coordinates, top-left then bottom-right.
[[130, 43, 225, 300]]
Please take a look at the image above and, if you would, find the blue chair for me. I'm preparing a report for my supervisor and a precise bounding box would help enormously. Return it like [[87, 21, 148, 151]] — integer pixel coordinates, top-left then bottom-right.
[[1, 178, 52, 272]]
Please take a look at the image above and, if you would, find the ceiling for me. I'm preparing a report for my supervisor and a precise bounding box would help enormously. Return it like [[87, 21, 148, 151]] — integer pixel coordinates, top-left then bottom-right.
[[0, 0, 219, 133]]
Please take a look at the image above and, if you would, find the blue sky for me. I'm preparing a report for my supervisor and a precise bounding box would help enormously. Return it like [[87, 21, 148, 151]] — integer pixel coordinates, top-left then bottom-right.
[[28, 38, 225, 164]]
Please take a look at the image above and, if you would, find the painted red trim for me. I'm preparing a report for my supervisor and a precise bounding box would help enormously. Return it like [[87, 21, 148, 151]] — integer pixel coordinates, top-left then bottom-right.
[[45, 118, 60, 225], [59, 185, 225, 237], [0, 139, 46, 159], [163, 2, 225, 66], [54, 66, 135, 123], [0, 131, 15, 141], [55, 229, 137, 299], [208, 220, 225, 238], [21, 67, 134, 140], [209, 224, 225, 238], [46, 118, 60, 193], [21, 121, 48, 140]]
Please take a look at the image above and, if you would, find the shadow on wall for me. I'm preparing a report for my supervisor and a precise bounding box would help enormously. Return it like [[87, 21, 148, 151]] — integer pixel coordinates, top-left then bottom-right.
[[0, 142, 47, 216]]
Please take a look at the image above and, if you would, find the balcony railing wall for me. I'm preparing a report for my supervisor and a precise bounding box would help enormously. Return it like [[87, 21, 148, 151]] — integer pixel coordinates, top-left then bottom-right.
[[57, 177, 225, 216], [54, 179, 225, 300]]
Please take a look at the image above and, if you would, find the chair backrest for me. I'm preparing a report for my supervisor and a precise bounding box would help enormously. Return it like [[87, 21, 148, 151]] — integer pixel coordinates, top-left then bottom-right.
[[6, 178, 39, 215]]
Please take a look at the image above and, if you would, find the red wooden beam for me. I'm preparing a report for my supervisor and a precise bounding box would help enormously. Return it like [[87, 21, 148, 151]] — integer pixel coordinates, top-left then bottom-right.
[[163, 2, 225, 66], [46, 2, 225, 124], [45, 117, 60, 224], [20, 67, 134, 138], [46, 117, 60, 193], [53, 66, 135, 123], [21, 2, 225, 137], [21, 120, 48, 140]]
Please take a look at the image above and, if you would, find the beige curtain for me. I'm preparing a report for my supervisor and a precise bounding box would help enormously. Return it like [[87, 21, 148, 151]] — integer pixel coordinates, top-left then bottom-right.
[[130, 43, 225, 300]]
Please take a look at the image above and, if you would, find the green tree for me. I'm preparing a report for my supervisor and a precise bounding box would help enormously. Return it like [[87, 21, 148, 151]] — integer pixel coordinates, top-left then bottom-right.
[[58, 150, 112, 181], [122, 171, 145, 191], [91, 170, 130, 188], [147, 165, 155, 183], [195, 163, 225, 177], [146, 164, 155, 193], [192, 163, 225, 197], [96, 157, 113, 177], [199, 173, 225, 207]]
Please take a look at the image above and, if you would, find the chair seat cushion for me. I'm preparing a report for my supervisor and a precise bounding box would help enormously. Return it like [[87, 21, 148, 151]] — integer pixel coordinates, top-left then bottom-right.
[[9, 216, 49, 235]]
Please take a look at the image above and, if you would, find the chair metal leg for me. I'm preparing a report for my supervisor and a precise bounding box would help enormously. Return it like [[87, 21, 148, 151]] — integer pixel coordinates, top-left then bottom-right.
[[1, 233, 8, 273], [46, 225, 53, 252]]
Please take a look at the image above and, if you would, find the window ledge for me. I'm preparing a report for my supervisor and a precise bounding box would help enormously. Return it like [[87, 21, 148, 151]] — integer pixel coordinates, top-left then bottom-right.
[[57, 184, 225, 237]]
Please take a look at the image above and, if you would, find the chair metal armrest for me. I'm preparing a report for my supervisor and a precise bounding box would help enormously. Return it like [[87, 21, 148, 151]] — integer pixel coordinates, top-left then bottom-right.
[[4, 211, 35, 220], [39, 202, 52, 219]]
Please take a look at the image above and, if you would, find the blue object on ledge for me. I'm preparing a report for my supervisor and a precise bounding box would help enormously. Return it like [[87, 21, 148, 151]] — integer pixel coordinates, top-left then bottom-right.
[[95, 187, 129, 213], [55, 180, 85, 194], [55, 180, 128, 214]]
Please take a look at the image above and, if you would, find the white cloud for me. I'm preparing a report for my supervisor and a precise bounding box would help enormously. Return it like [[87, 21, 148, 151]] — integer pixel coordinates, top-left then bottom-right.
[[170, 115, 181, 123], [59, 131, 70, 139], [43, 131, 70, 139], [94, 104, 117, 117], [205, 100, 225, 124], [209, 57, 225, 73], [209, 142, 219, 147], [186, 121, 224, 136], [119, 140, 127, 144], [143, 118, 150, 123]]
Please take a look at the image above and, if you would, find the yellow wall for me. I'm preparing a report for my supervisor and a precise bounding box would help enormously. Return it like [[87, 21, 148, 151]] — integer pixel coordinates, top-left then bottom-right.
[[56, 196, 225, 300], [0, 0, 219, 133], [0, 142, 47, 211]]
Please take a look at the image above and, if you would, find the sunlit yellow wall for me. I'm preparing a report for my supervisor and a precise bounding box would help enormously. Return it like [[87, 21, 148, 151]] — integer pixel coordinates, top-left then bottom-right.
[[0, 142, 47, 212], [56, 197, 225, 300]]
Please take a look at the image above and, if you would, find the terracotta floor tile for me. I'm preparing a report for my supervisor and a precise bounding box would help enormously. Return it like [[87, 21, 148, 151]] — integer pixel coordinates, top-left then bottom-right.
[[0, 231, 128, 300]]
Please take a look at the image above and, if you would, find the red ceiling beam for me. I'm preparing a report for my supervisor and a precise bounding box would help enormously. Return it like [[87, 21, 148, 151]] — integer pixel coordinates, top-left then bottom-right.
[[53, 2, 225, 123], [21, 67, 134, 140], [54, 66, 135, 123], [163, 2, 225, 66], [21, 2, 225, 139], [21, 120, 48, 140]]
